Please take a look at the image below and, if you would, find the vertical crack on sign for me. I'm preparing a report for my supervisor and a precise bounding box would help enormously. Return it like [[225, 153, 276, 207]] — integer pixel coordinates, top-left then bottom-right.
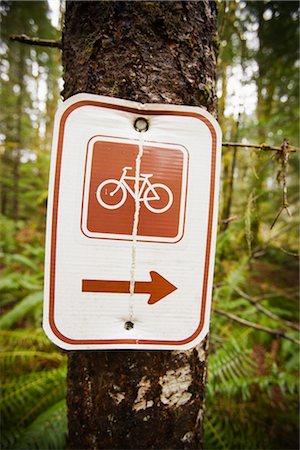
[[129, 133, 144, 323]]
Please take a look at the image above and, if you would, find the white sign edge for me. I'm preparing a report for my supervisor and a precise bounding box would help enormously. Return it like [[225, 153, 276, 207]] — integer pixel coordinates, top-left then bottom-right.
[[43, 93, 222, 351]]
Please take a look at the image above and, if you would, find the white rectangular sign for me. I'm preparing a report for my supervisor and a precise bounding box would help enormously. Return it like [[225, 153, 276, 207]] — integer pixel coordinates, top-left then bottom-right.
[[43, 94, 222, 350]]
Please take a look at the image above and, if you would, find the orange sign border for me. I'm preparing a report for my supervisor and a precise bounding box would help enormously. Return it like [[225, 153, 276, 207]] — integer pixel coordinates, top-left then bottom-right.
[[48, 100, 217, 347]]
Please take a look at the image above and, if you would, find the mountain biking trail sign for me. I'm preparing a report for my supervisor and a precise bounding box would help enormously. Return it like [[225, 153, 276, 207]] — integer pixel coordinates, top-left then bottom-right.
[[43, 94, 222, 350], [82, 137, 187, 242]]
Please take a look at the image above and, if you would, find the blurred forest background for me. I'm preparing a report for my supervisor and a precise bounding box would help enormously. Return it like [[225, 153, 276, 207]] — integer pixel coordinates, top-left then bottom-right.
[[0, 1, 299, 449]]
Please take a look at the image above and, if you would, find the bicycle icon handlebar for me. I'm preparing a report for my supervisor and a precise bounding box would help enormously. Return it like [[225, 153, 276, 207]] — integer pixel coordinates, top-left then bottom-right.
[[96, 167, 173, 214]]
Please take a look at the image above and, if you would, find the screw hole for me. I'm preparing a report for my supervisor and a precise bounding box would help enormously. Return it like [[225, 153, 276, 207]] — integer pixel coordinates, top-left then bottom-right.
[[134, 117, 149, 132], [124, 321, 134, 330]]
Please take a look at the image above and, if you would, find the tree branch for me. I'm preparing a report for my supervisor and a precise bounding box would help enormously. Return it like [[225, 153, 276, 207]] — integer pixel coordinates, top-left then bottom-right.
[[233, 287, 300, 332], [252, 223, 297, 258], [213, 308, 300, 345], [222, 142, 298, 152], [10, 34, 61, 49]]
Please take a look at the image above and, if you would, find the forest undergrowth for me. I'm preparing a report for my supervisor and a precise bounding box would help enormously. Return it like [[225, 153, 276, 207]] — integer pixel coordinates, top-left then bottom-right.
[[0, 1, 299, 449], [1, 209, 299, 449]]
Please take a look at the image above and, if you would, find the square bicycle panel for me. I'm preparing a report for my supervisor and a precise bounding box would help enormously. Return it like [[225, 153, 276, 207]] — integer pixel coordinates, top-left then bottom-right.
[[81, 136, 188, 243]]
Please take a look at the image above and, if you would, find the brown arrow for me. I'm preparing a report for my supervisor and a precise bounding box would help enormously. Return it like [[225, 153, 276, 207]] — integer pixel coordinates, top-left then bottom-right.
[[82, 271, 177, 304]]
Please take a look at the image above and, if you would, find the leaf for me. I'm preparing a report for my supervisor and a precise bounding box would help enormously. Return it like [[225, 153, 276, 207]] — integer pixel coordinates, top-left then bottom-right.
[[0, 329, 50, 348], [9, 254, 39, 271], [0, 273, 20, 292], [0, 350, 64, 367], [13, 399, 67, 450], [0, 291, 43, 329], [1, 365, 67, 423]]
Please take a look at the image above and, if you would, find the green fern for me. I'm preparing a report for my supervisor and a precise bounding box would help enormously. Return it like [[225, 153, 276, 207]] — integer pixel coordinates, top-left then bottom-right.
[[1, 365, 67, 421], [1, 350, 64, 372], [207, 338, 258, 400], [12, 400, 67, 450], [0, 328, 67, 450], [205, 415, 229, 450], [0, 291, 43, 329], [205, 333, 299, 450], [22, 381, 67, 425], [0, 329, 51, 348]]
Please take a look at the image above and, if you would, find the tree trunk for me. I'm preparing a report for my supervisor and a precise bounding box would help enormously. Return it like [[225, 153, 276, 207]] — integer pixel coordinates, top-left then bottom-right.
[[63, 2, 218, 449], [12, 45, 25, 221], [219, 112, 241, 232]]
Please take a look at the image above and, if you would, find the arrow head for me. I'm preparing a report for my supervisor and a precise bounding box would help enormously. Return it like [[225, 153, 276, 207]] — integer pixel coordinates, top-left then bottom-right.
[[147, 271, 177, 305]]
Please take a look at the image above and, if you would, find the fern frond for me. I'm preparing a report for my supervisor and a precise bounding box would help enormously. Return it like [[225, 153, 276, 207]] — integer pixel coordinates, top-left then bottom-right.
[[208, 338, 257, 395], [205, 401, 271, 450], [0, 329, 51, 349], [1, 365, 66, 421], [204, 415, 229, 450], [1, 425, 25, 450], [13, 399, 67, 450], [0, 350, 64, 374], [21, 382, 67, 425], [205, 325, 299, 450]]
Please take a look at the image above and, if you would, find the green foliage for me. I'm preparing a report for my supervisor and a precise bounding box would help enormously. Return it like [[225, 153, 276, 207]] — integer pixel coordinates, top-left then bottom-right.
[[246, 1, 299, 144], [1, 328, 67, 450], [0, 215, 44, 315], [0, 1, 299, 450], [0, 291, 43, 329], [0, 0, 60, 220], [14, 399, 67, 450], [206, 251, 299, 449], [206, 324, 299, 449], [0, 4, 66, 449]]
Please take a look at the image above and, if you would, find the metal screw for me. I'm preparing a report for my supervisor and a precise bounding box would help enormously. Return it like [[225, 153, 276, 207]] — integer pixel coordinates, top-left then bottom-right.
[[124, 321, 134, 330], [134, 117, 149, 132]]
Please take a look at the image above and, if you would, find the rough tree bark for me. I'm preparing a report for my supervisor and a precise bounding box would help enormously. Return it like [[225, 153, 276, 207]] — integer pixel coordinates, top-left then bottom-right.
[[63, 2, 218, 449]]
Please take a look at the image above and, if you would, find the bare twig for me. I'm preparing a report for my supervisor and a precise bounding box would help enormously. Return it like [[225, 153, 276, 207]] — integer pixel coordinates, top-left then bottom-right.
[[10, 34, 61, 49], [220, 215, 239, 224], [233, 287, 300, 332], [222, 141, 298, 152], [213, 282, 225, 289], [278, 246, 299, 257], [251, 223, 297, 258], [214, 308, 300, 345]]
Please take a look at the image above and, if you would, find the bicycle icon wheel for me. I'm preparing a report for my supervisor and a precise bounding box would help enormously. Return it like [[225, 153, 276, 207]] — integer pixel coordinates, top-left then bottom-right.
[[144, 183, 173, 213], [96, 179, 173, 214], [96, 179, 127, 210]]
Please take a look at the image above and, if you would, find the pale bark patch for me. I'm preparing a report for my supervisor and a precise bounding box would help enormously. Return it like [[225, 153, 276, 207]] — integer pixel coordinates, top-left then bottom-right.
[[159, 365, 192, 408], [133, 376, 154, 412], [109, 386, 125, 405], [181, 431, 194, 444], [195, 343, 206, 362]]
